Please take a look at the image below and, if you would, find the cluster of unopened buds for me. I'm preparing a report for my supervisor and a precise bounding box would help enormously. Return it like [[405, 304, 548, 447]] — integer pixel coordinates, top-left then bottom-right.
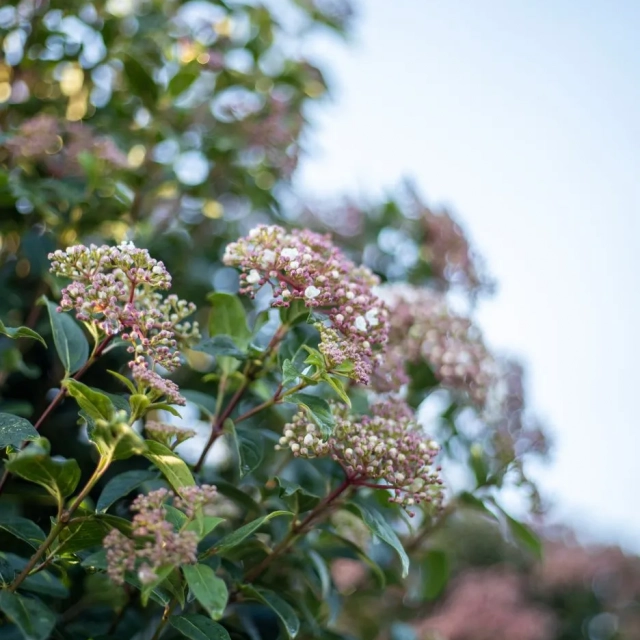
[[375, 284, 495, 407], [49, 242, 200, 404], [224, 225, 389, 384], [278, 398, 443, 512], [144, 420, 196, 449], [103, 486, 217, 585]]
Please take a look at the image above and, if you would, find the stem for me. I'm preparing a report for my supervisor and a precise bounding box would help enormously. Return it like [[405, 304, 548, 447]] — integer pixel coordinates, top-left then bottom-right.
[[0, 335, 114, 496], [194, 324, 291, 473], [150, 597, 176, 640], [8, 453, 112, 592], [244, 476, 354, 583]]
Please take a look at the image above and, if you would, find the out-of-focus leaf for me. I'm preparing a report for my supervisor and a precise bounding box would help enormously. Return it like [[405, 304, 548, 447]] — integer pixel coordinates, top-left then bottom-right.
[[0, 321, 46, 346], [240, 584, 300, 638], [0, 516, 45, 549], [422, 549, 449, 600], [0, 591, 56, 640], [169, 614, 231, 640]]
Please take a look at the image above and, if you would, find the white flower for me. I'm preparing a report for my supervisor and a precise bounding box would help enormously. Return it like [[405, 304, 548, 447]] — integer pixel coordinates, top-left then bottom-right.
[[246, 269, 261, 284], [289, 260, 299, 269], [281, 247, 299, 260], [303, 433, 314, 446], [260, 249, 276, 267], [305, 286, 321, 299], [354, 315, 367, 332], [365, 308, 380, 327]]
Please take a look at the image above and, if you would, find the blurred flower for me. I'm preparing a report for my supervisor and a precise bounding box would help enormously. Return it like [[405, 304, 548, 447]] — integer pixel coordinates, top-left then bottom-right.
[[144, 420, 195, 449], [416, 568, 555, 640]]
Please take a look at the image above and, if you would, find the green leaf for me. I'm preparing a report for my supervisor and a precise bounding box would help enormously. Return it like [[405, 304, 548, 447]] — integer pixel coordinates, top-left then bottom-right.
[[122, 54, 158, 108], [182, 563, 228, 620], [55, 518, 111, 555], [143, 440, 195, 495], [287, 393, 334, 438], [168, 69, 198, 97], [169, 614, 231, 640], [422, 549, 449, 600], [207, 293, 251, 374], [97, 469, 158, 512], [0, 553, 68, 598], [321, 373, 351, 406], [192, 336, 247, 360], [0, 591, 56, 640], [279, 299, 309, 326], [225, 421, 263, 478], [185, 516, 225, 540], [274, 477, 320, 512], [107, 369, 137, 394], [64, 379, 115, 422], [240, 585, 300, 638], [181, 390, 217, 418], [6, 449, 80, 505], [350, 503, 410, 578], [140, 565, 176, 606], [39, 296, 89, 375], [505, 514, 542, 559], [0, 516, 45, 549], [0, 414, 39, 450], [282, 359, 301, 386], [214, 511, 293, 556], [0, 320, 46, 346]]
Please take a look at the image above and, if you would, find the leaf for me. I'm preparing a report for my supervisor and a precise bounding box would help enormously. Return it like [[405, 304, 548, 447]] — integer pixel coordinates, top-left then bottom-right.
[[0, 414, 39, 450], [274, 477, 320, 512], [122, 54, 158, 108], [307, 550, 331, 599], [0, 591, 56, 640], [0, 516, 45, 549], [168, 69, 198, 97], [350, 503, 410, 578], [240, 585, 300, 638], [39, 296, 89, 375], [192, 336, 247, 360], [0, 320, 46, 346], [505, 514, 542, 559], [422, 549, 449, 600], [185, 516, 225, 540], [207, 293, 251, 375], [6, 449, 80, 506], [107, 369, 137, 394], [321, 373, 351, 407], [225, 421, 263, 478], [0, 552, 68, 598], [214, 511, 293, 556], [55, 518, 111, 555], [97, 469, 158, 512], [182, 564, 228, 620], [169, 614, 231, 640], [287, 393, 334, 438], [181, 389, 217, 418], [64, 380, 115, 422], [282, 359, 301, 386], [142, 440, 195, 495]]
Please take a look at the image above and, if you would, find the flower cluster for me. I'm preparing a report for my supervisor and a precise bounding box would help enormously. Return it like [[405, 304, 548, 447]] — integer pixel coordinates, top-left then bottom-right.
[[278, 398, 443, 511], [6, 114, 128, 175], [144, 420, 196, 449], [224, 225, 389, 384], [416, 569, 555, 640], [375, 284, 495, 407], [103, 486, 216, 585], [49, 242, 200, 379]]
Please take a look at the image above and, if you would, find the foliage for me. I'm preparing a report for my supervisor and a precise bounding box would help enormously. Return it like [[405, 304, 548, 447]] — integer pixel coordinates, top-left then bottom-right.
[[0, 1, 602, 640]]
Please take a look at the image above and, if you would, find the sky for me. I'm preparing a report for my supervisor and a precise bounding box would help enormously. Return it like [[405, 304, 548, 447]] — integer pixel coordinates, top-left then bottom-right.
[[295, 1, 640, 549]]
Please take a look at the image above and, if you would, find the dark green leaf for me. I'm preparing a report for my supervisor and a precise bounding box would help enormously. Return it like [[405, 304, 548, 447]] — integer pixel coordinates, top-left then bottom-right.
[[182, 564, 228, 620], [55, 518, 111, 555], [6, 449, 80, 505], [122, 54, 158, 108], [185, 516, 225, 540], [226, 422, 263, 478], [422, 549, 449, 600], [350, 503, 409, 578], [287, 393, 334, 438], [97, 469, 158, 512], [282, 359, 301, 386], [207, 293, 251, 374], [0, 414, 39, 450], [169, 614, 231, 640], [213, 511, 293, 556], [192, 336, 247, 360], [240, 585, 300, 638], [0, 516, 45, 549], [0, 591, 56, 640], [0, 321, 46, 347], [143, 440, 195, 495], [279, 299, 309, 326], [168, 69, 198, 97], [274, 477, 320, 512], [0, 553, 68, 598], [39, 296, 89, 375]]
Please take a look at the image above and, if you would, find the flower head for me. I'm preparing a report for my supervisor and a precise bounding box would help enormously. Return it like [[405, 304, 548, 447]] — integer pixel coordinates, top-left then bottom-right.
[[278, 398, 443, 512], [131, 363, 186, 406], [224, 225, 389, 384], [144, 420, 196, 449], [103, 486, 217, 585]]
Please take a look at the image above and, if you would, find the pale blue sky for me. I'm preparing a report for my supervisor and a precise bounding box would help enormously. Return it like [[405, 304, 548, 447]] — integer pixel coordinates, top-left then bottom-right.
[[296, 1, 640, 549]]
